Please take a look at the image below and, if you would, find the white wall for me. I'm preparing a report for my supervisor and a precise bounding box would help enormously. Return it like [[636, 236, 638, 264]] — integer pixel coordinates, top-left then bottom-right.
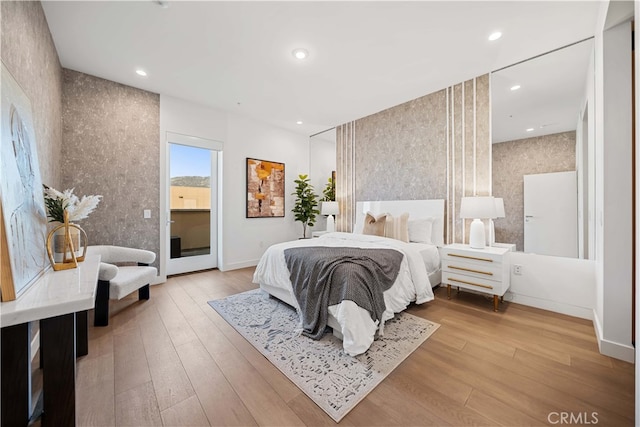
[[159, 95, 310, 275], [592, 1, 635, 363], [601, 18, 633, 359], [223, 113, 310, 270], [160, 95, 227, 142], [506, 253, 595, 320]]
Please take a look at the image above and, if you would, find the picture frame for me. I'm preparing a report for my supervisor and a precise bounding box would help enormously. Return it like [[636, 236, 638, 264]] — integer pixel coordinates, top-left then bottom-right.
[[246, 158, 285, 218], [0, 63, 49, 301]]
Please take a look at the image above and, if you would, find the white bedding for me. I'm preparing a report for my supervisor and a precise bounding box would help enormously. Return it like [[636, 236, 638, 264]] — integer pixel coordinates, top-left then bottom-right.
[[252, 232, 438, 355]]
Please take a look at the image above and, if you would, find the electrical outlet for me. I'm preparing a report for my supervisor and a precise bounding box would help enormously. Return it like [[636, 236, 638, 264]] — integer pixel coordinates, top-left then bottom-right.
[[513, 264, 523, 275]]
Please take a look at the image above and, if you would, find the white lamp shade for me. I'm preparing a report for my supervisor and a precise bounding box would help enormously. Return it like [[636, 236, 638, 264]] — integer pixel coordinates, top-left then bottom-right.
[[321, 201, 339, 216], [494, 198, 505, 218], [459, 196, 496, 219]]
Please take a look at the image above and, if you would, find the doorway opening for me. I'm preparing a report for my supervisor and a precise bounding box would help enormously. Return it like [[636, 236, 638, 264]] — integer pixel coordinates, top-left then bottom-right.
[[166, 133, 222, 276]]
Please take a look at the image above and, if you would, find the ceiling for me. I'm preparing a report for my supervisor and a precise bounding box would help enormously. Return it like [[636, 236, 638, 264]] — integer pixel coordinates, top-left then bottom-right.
[[492, 38, 594, 144], [41, 1, 601, 137]]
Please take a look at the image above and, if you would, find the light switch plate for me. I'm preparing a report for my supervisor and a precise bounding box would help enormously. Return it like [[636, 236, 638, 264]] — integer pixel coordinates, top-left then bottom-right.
[[143, 209, 151, 219]]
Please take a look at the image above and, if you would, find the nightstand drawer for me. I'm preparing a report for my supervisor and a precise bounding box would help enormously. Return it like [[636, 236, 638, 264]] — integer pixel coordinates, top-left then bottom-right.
[[441, 250, 502, 265], [442, 261, 503, 281], [442, 271, 505, 294]]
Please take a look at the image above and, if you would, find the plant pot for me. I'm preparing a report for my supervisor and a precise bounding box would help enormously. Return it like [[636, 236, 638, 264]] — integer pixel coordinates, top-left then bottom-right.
[[52, 226, 83, 263], [46, 211, 88, 271]]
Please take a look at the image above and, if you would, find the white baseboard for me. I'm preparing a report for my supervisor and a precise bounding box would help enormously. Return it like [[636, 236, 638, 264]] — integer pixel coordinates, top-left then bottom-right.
[[505, 292, 594, 320], [592, 310, 635, 363], [151, 275, 166, 285], [220, 259, 259, 272]]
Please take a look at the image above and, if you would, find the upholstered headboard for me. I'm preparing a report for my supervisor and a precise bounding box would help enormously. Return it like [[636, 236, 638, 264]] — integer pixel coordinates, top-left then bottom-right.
[[353, 199, 445, 247]]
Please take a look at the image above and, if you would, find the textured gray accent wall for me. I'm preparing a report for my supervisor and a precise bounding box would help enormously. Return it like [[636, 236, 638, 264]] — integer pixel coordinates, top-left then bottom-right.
[[62, 69, 160, 267], [492, 131, 576, 251], [1, 1, 63, 187], [336, 74, 490, 244], [353, 90, 448, 203]]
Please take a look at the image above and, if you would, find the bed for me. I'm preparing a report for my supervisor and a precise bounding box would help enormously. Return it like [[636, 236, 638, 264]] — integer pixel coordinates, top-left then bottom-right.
[[252, 199, 444, 355]]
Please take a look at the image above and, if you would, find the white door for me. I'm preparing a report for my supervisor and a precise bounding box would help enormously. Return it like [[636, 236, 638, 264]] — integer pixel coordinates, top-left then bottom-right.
[[524, 171, 578, 258], [166, 133, 221, 275]]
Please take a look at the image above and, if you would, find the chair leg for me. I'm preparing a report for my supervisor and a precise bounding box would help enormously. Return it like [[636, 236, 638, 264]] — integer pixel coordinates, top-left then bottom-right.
[[138, 284, 150, 300], [94, 280, 110, 327]]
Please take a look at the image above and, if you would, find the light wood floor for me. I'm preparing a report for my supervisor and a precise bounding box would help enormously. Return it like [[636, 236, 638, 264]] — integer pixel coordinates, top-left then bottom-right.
[[76, 267, 635, 426]]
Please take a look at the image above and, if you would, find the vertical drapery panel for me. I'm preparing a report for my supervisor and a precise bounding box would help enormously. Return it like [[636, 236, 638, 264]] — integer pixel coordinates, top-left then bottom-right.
[[336, 122, 356, 232], [446, 75, 491, 244]]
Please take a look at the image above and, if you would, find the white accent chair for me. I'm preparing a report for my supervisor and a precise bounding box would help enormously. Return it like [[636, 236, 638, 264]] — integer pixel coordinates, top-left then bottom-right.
[[87, 245, 157, 326]]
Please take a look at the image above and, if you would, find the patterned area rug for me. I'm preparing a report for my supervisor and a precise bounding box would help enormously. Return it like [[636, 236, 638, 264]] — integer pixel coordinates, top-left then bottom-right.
[[208, 289, 440, 422]]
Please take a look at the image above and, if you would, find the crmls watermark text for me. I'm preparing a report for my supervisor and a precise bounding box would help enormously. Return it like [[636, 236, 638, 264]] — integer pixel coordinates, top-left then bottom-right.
[[548, 412, 599, 424]]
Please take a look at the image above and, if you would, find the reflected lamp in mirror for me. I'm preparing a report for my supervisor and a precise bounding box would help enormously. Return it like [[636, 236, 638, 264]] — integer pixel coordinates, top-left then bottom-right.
[[460, 196, 496, 249], [490, 198, 505, 245], [321, 201, 339, 232]]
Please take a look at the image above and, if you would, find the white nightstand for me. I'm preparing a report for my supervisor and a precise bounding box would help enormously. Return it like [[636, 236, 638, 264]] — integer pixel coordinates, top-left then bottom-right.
[[491, 242, 516, 252], [440, 243, 511, 311], [311, 231, 330, 238]]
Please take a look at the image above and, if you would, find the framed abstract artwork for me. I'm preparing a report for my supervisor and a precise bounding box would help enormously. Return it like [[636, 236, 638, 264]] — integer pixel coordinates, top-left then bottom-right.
[[246, 158, 285, 218], [0, 63, 49, 301]]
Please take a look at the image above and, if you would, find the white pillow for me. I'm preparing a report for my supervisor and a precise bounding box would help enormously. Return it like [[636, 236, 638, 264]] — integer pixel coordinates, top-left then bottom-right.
[[408, 218, 434, 244], [384, 212, 410, 242]]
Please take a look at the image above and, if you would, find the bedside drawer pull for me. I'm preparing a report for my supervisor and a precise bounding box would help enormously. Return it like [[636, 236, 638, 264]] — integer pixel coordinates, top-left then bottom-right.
[[447, 253, 493, 263], [449, 278, 494, 290], [448, 265, 493, 276]]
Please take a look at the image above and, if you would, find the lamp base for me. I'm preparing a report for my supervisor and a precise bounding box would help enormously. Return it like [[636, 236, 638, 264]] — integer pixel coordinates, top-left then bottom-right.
[[469, 218, 486, 249], [326, 215, 335, 232]]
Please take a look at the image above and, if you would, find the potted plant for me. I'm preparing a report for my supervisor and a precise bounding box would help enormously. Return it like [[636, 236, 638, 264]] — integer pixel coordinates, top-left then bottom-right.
[[321, 175, 336, 202], [291, 174, 319, 238], [43, 186, 101, 266]]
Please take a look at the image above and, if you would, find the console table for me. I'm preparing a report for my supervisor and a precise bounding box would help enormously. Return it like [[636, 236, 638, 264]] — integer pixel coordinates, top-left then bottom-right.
[[1, 255, 100, 427]]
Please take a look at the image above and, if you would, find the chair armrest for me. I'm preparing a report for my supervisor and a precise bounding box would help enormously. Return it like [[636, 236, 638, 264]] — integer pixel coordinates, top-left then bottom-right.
[[98, 262, 119, 281], [88, 245, 156, 265]]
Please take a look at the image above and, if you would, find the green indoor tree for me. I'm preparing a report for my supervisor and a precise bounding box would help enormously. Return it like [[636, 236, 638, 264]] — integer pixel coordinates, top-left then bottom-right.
[[321, 175, 336, 201], [292, 174, 320, 238]]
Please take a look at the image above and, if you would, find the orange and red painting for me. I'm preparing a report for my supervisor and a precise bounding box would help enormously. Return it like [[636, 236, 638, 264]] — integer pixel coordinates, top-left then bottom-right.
[[246, 158, 285, 218]]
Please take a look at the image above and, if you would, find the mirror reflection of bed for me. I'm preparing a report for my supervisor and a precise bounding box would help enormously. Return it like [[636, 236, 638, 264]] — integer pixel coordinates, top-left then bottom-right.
[[253, 199, 444, 356]]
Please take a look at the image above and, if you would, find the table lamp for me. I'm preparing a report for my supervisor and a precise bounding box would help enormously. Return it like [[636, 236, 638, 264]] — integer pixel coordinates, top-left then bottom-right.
[[460, 196, 497, 249], [321, 201, 339, 232]]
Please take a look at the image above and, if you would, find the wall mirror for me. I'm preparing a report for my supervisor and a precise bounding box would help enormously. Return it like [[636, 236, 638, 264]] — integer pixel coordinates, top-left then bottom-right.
[[309, 128, 337, 231], [491, 38, 594, 259]]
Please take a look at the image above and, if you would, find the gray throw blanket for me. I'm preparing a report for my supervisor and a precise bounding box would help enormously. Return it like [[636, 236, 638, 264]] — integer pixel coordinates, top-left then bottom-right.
[[284, 246, 403, 340]]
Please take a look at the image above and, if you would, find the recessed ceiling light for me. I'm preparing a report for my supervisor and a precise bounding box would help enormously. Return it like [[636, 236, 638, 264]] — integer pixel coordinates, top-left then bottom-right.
[[292, 48, 309, 60], [526, 128, 534, 132], [488, 31, 502, 41], [510, 85, 521, 91], [136, 69, 147, 77], [296, 121, 303, 125]]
